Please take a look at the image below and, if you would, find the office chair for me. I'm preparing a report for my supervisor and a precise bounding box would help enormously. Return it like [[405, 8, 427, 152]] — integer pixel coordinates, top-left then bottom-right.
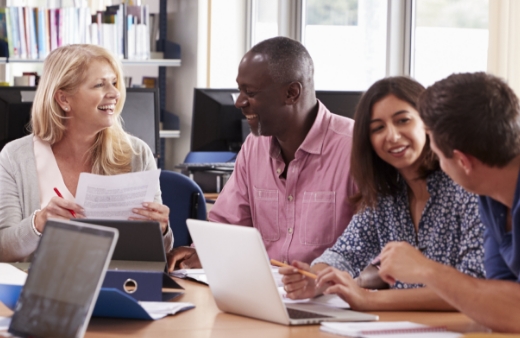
[[159, 170, 207, 248]]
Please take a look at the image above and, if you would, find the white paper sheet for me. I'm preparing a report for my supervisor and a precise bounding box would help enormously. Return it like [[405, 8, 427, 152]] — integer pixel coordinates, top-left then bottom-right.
[[0, 317, 11, 331], [75, 169, 160, 219], [0, 264, 27, 285], [170, 269, 208, 285], [138, 301, 195, 320], [320, 321, 462, 338]]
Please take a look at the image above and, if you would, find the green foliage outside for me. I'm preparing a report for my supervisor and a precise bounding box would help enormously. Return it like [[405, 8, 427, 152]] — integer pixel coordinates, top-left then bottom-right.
[[306, 0, 358, 26], [416, 0, 488, 28]]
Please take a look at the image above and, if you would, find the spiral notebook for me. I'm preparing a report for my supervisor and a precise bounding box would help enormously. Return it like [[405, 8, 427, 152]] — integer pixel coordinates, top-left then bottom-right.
[[320, 321, 462, 338]]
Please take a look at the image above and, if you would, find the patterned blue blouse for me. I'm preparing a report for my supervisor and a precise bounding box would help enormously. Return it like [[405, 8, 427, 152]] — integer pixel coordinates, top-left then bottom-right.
[[312, 170, 485, 289]]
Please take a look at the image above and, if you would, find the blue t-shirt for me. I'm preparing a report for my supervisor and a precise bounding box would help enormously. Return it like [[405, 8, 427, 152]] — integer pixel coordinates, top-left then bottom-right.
[[479, 170, 520, 282]]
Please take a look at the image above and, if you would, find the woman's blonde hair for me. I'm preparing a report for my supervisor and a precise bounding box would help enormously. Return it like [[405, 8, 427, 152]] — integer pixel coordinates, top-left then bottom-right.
[[31, 44, 134, 175]]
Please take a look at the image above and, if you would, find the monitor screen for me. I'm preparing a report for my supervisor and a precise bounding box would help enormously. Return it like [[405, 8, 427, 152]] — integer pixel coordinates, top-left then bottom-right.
[[120, 88, 160, 156], [0, 86, 34, 149], [190, 88, 363, 153], [191, 88, 242, 152], [0, 87, 159, 156], [315, 90, 363, 120]]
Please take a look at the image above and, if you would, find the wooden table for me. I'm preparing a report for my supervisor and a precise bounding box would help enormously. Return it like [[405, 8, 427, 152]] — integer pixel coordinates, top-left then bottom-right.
[[0, 278, 497, 337]]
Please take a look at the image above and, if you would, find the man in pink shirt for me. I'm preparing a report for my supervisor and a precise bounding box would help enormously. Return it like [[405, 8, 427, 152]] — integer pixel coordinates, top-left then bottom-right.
[[168, 36, 356, 270]]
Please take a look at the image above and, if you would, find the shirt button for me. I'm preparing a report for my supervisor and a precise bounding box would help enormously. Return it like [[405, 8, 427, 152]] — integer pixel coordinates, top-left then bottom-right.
[[288, 195, 293, 201], [276, 168, 281, 174], [288, 228, 293, 234]]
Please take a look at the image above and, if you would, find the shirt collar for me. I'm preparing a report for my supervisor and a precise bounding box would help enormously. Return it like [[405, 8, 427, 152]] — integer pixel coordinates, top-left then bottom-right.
[[268, 100, 330, 158], [397, 169, 443, 198]]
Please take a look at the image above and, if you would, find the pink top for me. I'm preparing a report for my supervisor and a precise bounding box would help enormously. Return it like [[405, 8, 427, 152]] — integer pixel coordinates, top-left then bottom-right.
[[208, 101, 357, 264], [33, 135, 75, 209]]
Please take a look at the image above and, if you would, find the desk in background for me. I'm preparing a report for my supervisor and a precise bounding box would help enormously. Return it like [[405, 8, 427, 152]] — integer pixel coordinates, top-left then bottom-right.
[[1, 279, 492, 338]]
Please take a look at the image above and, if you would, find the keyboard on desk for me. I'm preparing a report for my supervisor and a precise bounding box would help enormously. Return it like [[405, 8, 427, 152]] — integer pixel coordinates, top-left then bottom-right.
[[286, 308, 332, 319], [176, 162, 236, 171]]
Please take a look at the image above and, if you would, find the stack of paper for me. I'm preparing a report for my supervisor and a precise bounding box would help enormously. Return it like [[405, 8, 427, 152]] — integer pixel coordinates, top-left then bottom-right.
[[320, 321, 462, 338]]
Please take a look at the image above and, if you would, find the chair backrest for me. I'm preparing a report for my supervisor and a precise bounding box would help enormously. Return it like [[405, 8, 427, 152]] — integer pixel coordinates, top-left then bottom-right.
[[184, 151, 237, 163], [160, 170, 207, 247]]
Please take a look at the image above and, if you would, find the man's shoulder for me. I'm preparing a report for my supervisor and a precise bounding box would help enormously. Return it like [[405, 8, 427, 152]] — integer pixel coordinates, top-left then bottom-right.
[[240, 134, 271, 154], [323, 109, 355, 138]]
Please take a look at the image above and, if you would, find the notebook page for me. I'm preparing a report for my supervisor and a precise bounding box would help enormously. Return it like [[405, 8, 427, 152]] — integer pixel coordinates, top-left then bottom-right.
[[320, 321, 462, 338]]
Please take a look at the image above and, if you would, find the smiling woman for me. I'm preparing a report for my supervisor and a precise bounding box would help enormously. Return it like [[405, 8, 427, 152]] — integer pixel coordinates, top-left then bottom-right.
[[279, 76, 486, 312], [0, 45, 173, 263]]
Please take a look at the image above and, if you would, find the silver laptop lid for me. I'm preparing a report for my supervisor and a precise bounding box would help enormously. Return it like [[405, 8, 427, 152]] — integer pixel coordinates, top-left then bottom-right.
[[187, 219, 379, 326], [187, 219, 291, 325], [9, 219, 118, 338]]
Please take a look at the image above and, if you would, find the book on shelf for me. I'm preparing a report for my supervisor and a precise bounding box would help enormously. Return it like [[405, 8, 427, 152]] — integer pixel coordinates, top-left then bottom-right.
[[0, 2, 155, 61]]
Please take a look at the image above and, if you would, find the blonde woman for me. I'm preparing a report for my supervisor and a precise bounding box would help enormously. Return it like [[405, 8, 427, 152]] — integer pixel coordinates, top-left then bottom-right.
[[0, 44, 172, 262]]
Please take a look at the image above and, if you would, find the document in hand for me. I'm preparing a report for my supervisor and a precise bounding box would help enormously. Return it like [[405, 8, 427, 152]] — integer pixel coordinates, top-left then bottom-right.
[[320, 321, 462, 338], [75, 169, 160, 219]]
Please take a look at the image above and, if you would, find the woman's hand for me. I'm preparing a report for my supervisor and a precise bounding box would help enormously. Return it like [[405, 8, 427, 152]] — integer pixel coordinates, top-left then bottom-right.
[[130, 202, 170, 234], [316, 267, 374, 311], [280, 261, 321, 300], [34, 197, 85, 233]]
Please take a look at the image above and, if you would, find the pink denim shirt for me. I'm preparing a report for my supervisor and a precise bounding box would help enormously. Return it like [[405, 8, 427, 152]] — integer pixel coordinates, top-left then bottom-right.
[[208, 101, 357, 264]]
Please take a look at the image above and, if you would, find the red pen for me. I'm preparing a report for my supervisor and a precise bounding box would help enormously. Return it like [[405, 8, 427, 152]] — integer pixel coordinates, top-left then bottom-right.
[[53, 187, 77, 218]]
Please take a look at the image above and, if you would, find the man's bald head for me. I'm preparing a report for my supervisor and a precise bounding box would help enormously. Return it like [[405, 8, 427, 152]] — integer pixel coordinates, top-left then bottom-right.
[[249, 36, 314, 89]]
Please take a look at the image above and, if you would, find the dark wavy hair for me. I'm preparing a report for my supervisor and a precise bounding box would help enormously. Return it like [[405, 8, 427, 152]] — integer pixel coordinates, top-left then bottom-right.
[[419, 72, 520, 167], [350, 76, 439, 211]]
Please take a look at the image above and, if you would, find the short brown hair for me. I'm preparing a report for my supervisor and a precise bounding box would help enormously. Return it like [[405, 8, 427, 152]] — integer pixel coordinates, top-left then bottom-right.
[[419, 72, 520, 167], [351, 76, 439, 210]]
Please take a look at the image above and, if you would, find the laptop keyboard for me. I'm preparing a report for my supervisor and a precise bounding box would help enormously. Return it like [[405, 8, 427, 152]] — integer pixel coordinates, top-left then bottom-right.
[[177, 162, 235, 169], [287, 308, 332, 319]]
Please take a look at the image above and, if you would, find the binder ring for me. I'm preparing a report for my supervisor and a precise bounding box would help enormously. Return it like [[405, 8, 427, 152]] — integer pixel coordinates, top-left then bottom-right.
[[123, 279, 138, 294]]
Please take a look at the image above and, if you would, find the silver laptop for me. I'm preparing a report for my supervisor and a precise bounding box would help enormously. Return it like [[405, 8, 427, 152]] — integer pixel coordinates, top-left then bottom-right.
[[187, 219, 378, 325], [9, 219, 118, 338]]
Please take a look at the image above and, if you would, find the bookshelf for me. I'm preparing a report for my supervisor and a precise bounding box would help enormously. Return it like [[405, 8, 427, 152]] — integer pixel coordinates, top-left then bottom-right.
[[0, 57, 181, 66], [0, 0, 181, 168]]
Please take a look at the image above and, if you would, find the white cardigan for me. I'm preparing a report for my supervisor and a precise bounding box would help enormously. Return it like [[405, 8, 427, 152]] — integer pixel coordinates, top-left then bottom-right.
[[0, 134, 173, 262]]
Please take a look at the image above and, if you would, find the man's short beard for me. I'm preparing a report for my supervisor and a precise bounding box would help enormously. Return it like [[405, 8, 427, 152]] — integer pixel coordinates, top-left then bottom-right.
[[252, 122, 262, 136]]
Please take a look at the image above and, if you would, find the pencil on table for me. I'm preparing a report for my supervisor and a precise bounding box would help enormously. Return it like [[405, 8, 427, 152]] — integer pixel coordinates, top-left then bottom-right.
[[270, 259, 317, 280]]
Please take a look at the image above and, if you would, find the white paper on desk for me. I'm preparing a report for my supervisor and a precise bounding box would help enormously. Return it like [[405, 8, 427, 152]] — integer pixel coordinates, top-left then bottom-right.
[[320, 321, 462, 338], [138, 301, 195, 320], [170, 269, 208, 285], [0, 263, 27, 285], [0, 317, 11, 331], [278, 286, 351, 308], [75, 169, 160, 219]]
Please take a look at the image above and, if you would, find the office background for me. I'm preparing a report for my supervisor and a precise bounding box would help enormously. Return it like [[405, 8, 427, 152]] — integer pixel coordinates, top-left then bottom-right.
[[0, 0, 518, 171]]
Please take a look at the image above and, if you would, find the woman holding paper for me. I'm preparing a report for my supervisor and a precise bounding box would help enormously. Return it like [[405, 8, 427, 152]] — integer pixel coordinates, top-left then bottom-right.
[[0, 44, 172, 262], [279, 76, 485, 311]]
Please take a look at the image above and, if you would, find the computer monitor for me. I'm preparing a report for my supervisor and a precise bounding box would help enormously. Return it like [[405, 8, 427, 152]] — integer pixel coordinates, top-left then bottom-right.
[[190, 88, 363, 153], [120, 87, 160, 157], [0, 87, 160, 156], [315, 90, 363, 120], [191, 88, 242, 152], [0, 86, 34, 150]]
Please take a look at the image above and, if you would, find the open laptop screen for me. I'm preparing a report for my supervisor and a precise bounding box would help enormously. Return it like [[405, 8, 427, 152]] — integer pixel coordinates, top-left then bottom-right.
[[9, 220, 117, 338]]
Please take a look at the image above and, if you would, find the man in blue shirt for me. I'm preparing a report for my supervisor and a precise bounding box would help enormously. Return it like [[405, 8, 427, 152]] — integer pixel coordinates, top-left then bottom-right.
[[375, 72, 520, 332]]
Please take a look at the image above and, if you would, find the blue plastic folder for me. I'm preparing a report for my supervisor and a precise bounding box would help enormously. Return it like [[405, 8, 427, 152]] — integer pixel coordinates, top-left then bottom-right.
[[0, 284, 185, 320]]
